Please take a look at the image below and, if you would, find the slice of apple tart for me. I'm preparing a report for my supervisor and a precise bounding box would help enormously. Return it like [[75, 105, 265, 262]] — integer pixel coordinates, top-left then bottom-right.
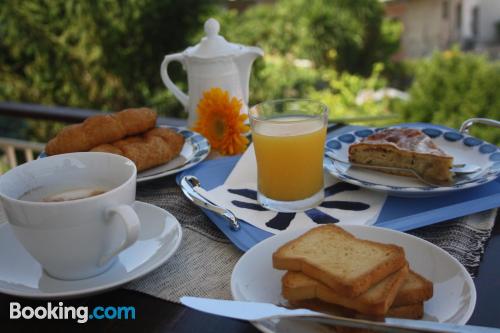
[[348, 128, 453, 185]]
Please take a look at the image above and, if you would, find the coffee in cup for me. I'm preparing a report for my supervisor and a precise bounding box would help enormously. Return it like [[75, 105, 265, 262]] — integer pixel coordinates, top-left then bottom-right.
[[20, 187, 109, 203], [0, 152, 140, 280]]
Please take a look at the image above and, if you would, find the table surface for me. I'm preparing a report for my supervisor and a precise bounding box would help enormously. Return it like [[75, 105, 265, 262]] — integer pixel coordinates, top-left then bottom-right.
[[1, 121, 499, 331], [0, 203, 498, 332]]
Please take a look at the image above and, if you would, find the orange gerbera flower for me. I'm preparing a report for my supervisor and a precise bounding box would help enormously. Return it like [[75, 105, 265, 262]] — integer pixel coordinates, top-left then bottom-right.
[[192, 87, 249, 155]]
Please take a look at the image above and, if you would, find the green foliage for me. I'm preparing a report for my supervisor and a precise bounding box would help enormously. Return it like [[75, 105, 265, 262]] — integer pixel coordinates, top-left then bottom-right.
[[308, 63, 397, 122], [246, 56, 399, 123], [0, 0, 401, 143], [0, 0, 215, 111], [215, 0, 401, 75], [249, 56, 321, 103], [397, 50, 500, 145], [211, 0, 402, 123]]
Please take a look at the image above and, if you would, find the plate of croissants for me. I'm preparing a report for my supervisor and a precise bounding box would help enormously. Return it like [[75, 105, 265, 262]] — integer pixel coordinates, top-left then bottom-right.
[[40, 107, 210, 182]]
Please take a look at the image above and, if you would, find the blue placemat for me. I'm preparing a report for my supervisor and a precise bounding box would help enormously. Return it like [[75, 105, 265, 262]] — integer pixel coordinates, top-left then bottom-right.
[[177, 125, 500, 251], [177, 156, 273, 251]]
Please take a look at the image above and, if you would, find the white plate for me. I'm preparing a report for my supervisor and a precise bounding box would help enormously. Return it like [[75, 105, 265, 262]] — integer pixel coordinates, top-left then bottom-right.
[[137, 126, 210, 182], [0, 201, 182, 298], [325, 125, 500, 197], [231, 225, 476, 333], [39, 126, 210, 183]]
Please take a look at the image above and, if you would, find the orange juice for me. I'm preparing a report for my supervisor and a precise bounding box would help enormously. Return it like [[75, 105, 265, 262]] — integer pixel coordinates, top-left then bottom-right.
[[252, 116, 326, 201]]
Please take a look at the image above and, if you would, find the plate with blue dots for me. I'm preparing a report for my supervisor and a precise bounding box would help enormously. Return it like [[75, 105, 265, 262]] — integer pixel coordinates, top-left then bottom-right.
[[325, 123, 500, 197]]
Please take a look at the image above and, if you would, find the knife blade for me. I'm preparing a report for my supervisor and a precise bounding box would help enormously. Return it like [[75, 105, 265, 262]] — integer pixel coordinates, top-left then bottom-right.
[[180, 297, 500, 333]]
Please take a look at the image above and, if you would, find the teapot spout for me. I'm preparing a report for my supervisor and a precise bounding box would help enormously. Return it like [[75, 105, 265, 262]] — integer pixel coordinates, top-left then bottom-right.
[[235, 46, 264, 104]]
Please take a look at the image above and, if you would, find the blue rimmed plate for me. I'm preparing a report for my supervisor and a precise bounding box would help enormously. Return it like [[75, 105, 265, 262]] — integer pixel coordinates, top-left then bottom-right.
[[39, 126, 210, 183], [135, 126, 210, 183], [325, 124, 500, 197]]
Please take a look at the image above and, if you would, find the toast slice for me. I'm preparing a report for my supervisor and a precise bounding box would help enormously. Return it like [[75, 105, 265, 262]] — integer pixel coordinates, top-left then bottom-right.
[[273, 225, 406, 297], [283, 269, 431, 315], [282, 264, 409, 316], [393, 270, 433, 306], [289, 299, 424, 320], [386, 302, 424, 319]]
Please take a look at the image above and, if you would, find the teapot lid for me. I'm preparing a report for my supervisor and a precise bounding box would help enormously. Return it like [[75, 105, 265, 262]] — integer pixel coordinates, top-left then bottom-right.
[[185, 18, 243, 58]]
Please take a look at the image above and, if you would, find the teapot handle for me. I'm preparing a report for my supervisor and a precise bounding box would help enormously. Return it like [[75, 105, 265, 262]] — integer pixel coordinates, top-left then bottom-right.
[[160, 53, 189, 108]]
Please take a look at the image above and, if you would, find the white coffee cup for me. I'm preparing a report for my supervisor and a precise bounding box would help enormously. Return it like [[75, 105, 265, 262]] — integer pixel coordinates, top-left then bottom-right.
[[0, 152, 140, 280]]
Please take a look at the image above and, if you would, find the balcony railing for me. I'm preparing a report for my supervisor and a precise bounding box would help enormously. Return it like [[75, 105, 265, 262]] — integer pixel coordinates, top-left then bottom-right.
[[0, 101, 187, 126], [0, 102, 187, 173], [0, 137, 45, 169], [0, 101, 398, 173]]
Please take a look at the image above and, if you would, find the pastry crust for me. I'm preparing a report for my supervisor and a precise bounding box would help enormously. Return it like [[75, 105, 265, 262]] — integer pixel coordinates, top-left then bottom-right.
[[45, 108, 157, 155], [348, 128, 453, 185], [91, 127, 185, 171]]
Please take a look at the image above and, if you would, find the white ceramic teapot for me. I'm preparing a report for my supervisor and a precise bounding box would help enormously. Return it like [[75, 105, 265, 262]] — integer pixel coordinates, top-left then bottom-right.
[[160, 18, 263, 126]]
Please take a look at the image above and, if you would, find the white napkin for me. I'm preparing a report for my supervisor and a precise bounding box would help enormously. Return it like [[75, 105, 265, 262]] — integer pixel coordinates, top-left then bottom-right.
[[204, 144, 387, 234]]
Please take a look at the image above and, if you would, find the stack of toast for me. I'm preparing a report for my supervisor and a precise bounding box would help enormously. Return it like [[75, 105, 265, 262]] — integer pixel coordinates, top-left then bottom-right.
[[272, 225, 433, 330], [45, 108, 185, 171]]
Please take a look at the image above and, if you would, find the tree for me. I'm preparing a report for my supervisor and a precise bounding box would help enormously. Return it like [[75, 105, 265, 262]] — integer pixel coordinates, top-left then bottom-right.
[[397, 50, 500, 145], [0, 0, 216, 115], [215, 0, 401, 75], [0, 0, 402, 142]]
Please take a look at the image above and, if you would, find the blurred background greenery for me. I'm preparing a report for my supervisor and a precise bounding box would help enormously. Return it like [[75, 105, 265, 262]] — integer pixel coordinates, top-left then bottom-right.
[[0, 0, 499, 144]]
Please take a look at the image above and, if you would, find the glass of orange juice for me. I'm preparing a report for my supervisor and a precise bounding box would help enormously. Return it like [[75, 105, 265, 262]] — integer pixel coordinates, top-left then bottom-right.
[[249, 99, 328, 212]]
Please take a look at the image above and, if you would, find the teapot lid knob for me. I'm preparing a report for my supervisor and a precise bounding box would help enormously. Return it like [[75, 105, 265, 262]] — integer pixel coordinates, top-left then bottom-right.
[[204, 18, 220, 38], [185, 17, 250, 58]]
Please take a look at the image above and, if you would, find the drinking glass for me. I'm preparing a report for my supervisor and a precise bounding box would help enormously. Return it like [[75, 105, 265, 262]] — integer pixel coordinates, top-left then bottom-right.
[[249, 99, 328, 212]]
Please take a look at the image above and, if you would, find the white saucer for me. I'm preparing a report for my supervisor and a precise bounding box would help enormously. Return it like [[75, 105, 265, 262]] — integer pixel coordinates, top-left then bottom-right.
[[0, 201, 182, 299], [231, 225, 476, 333]]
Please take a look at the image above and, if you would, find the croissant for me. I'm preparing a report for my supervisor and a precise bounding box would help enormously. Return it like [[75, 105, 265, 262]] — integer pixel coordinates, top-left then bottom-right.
[[45, 108, 157, 155], [90, 127, 185, 171]]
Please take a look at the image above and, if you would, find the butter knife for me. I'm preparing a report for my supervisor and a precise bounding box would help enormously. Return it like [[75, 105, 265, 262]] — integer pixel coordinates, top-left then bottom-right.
[[180, 297, 500, 333]]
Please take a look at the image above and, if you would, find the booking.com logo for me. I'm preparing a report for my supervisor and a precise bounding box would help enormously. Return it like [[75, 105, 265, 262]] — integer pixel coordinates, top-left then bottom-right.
[[10, 302, 135, 323]]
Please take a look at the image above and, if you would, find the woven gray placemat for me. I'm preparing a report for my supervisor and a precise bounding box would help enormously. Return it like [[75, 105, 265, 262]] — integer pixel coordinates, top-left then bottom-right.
[[409, 208, 497, 277], [125, 178, 241, 301], [0, 178, 495, 302], [124, 178, 497, 303]]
